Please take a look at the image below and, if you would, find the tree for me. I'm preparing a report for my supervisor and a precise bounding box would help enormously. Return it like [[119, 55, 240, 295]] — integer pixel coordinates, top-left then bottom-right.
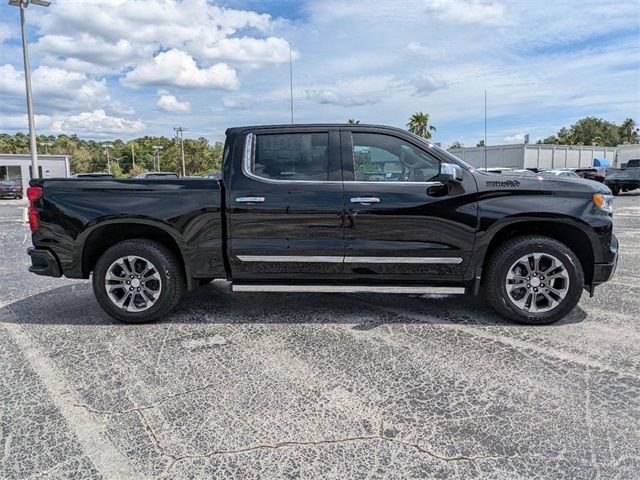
[[449, 141, 464, 149], [618, 118, 639, 144], [476, 140, 485, 147], [542, 117, 629, 146], [347, 119, 360, 124], [407, 112, 436, 140]]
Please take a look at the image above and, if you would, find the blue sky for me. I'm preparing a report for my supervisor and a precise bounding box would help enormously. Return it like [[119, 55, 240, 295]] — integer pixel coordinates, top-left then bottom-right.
[[0, 0, 638, 147]]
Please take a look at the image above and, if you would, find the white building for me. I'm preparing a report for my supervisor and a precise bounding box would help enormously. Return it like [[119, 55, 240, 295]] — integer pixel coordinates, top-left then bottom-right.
[[0, 154, 70, 187], [448, 144, 618, 170]]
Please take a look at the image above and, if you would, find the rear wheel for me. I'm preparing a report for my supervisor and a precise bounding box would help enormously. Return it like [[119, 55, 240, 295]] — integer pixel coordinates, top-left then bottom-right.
[[92, 239, 184, 323], [609, 185, 620, 196], [484, 236, 584, 324]]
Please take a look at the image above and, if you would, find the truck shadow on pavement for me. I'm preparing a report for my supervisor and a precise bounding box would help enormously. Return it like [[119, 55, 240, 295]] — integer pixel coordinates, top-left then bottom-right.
[[2, 281, 587, 328]]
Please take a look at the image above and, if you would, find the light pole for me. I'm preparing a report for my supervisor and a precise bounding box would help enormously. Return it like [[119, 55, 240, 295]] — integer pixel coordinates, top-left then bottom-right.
[[152, 145, 163, 171], [288, 40, 294, 124], [102, 144, 113, 174], [174, 127, 187, 176], [9, 0, 51, 179]]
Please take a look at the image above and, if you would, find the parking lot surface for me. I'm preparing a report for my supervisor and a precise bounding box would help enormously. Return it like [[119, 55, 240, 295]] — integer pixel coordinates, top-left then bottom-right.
[[1, 195, 639, 479]]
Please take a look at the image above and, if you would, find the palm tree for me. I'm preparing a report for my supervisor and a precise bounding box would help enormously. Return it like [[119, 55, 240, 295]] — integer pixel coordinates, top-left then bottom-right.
[[407, 112, 436, 140], [476, 140, 485, 147], [347, 119, 360, 124], [618, 118, 639, 144]]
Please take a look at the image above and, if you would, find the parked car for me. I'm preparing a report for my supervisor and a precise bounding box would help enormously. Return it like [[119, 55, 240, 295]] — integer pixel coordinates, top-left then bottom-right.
[[26, 124, 617, 326], [71, 173, 115, 179], [202, 172, 222, 180], [542, 170, 582, 179], [134, 172, 180, 179], [0, 180, 23, 199], [604, 159, 640, 195], [575, 167, 607, 183]]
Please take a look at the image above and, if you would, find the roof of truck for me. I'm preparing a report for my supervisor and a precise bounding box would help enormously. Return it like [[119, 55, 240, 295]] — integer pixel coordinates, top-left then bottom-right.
[[225, 123, 419, 137]]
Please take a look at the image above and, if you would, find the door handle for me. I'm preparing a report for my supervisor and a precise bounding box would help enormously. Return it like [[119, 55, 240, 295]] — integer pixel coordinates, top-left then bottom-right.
[[350, 197, 380, 205], [236, 196, 265, 203]]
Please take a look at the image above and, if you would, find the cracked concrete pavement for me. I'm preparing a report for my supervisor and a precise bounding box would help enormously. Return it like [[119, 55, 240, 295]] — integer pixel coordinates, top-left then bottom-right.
[[0, 195, 639, 479]]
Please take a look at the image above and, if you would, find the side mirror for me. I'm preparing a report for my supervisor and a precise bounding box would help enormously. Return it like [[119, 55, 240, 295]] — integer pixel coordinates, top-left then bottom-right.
[[439, 163, 463, 183]]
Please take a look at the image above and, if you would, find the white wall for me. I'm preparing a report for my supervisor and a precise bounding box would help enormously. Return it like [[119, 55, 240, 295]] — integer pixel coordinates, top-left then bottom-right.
[[616, 144, 640, 167], [0, 155, 70, 187], [524, 145, 616, 169], [448, 144, 618, 169]]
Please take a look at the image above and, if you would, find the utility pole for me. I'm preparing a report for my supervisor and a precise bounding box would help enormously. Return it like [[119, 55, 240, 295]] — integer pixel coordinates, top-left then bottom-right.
[[102, 144, 113, 174], [484, 89, 487, 171], [289, 41, 294, 124], [10, 0, 51, 179], [152, 145, 163, 172], [131, 143, 136, 169], [174, 127, 187, 176]]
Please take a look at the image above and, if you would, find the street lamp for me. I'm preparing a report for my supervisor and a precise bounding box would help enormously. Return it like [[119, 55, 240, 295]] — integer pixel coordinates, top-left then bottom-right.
[[102, 144, 113, 174], [173, 127, 187, 177], [9, 0, 51, 179], [152, 145, 163, 171]]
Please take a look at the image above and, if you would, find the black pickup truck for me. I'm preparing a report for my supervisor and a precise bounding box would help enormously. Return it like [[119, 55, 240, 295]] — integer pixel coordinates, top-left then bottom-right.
[[26, 124, 618, 325]]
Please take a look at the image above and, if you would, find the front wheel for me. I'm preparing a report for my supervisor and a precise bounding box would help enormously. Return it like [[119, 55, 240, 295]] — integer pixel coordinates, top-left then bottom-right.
[[92, 239, 185, 323], [484, 236, 584, 324], [609, 185, 621, 196]]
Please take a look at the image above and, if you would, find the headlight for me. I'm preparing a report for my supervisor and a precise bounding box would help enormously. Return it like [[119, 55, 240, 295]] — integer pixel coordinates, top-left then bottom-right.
[[593, 193, 614, 213]]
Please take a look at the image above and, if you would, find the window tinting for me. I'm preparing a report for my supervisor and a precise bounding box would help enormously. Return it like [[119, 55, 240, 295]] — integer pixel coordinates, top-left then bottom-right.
[[253, 133, 329, 181], [352, 133, 440, 182]]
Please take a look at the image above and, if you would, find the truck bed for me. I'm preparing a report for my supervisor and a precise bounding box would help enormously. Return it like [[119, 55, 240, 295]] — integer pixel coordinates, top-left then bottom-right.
[[29, 178, 226, 286]]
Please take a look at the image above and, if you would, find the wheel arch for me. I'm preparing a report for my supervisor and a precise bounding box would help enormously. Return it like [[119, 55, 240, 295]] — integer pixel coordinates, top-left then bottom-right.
[[81, 220, 186, 281], [477, 218, 596, 287]]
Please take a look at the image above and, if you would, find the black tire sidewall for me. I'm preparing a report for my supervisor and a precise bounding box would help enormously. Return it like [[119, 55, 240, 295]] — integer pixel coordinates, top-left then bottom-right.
[[490, 239, 583, 324], [92, 241, 181, 323]]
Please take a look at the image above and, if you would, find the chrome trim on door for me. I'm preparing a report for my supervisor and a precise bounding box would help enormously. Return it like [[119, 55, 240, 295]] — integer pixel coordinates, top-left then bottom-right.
[[232, 284, 466, 294], [237, 255, 344, 263], [344, 256, 463, 264], [237, 255, 462, 264], [236, 196, 265, 203], [350, 197, 380, 204]]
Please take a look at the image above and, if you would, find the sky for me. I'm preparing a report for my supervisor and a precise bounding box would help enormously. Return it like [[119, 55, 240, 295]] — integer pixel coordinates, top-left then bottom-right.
[[0, 0, 639, 147]]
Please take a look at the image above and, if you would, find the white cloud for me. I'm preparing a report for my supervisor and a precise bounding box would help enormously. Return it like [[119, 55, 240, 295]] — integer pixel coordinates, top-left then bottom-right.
[[122, 49, 239, 90], [0, 23, 12, 44], [32, 0, 285, 73], [406, 41, 445, 59], [196, 37, 298, 64], [157, 93, 191, 113], [424, 0, 509, 26], [305, 89, 380, 107], [0, 110, 145, 136], [222, 96, 250, 109], [408, 75, 448, 96], [504, 133, 525, 144], [0, 64, 109, 113]]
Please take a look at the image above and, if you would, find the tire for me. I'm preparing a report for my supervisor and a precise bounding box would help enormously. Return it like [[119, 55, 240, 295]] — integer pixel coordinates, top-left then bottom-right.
[[92, 239, 185, 323], [484, 236, 584, 325], [610, 185, 620, 196]]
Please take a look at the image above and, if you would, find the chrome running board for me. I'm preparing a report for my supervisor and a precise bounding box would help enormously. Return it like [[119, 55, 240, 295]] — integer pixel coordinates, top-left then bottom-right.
[[231, 284, 465, 294]]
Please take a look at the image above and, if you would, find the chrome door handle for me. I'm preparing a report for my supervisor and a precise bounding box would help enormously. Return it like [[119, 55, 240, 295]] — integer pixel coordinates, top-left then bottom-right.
[[236, 196, 265, 203], [350, 197, 380, 204]]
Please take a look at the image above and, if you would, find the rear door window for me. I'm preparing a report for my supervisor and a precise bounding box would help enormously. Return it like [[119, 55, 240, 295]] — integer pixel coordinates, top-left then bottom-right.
[[253, 133, 329, 181]]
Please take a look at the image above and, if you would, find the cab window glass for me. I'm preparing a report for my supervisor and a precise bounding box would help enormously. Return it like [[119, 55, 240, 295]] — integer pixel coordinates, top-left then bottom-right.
[[352, 133, 439, 182], [254, 133, 329, 181]]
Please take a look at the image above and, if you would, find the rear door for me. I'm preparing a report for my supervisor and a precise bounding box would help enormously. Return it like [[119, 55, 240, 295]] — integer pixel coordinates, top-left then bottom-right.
[[341, 128, 478, 281], [227, 127, 345, 280]]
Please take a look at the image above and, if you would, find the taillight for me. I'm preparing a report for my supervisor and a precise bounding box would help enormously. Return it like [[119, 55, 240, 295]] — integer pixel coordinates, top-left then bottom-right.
[[26, 186, 42, 232]]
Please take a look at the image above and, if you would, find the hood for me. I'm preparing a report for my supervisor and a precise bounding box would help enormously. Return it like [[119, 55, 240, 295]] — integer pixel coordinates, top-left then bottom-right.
[[478, 171, 611, 195]]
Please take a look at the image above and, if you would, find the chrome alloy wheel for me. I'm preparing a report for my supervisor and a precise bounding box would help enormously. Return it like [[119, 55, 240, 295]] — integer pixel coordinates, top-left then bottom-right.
[[105, 256, 162, 312], [505, 253, 570, 313]]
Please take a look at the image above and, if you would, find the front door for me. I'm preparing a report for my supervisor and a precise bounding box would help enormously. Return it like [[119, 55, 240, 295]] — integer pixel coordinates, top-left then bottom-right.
[[228, 128, 345, 281], [341, 129, 478, 282]]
